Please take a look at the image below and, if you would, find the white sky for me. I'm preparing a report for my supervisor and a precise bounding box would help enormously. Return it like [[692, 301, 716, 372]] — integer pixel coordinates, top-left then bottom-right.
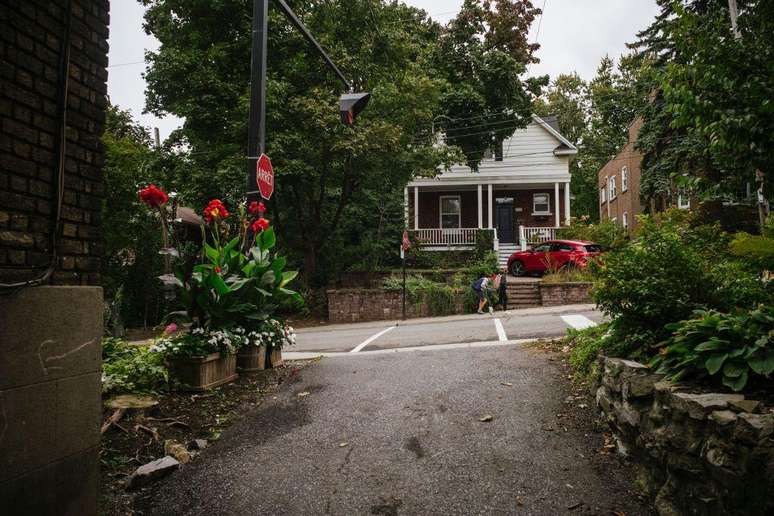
[[107, 0, 660, 141]]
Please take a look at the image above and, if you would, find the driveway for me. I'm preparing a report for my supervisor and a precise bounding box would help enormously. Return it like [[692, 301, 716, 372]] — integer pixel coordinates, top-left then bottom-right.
[[135, 314, 650, 515]]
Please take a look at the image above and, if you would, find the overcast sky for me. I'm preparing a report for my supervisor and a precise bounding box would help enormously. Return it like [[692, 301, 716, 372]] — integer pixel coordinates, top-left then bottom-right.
[[107, 0, 660, 141]]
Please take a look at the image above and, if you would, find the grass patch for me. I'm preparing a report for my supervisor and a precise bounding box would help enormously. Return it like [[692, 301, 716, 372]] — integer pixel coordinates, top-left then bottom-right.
[[541, 268, 594, 284], [564, 323, 627, 383]]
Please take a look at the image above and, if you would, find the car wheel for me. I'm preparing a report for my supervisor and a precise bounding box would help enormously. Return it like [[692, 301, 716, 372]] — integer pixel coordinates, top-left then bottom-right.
[[509, 260, 525, 277]]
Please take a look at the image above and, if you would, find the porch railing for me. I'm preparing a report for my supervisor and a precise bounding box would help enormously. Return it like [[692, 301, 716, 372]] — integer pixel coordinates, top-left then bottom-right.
[[410, 228, 497, 249], [519, 226, 556, 250]]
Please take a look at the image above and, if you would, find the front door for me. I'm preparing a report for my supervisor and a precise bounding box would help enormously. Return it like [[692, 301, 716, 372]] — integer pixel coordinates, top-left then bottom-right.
[[496, 202, 514, 242]]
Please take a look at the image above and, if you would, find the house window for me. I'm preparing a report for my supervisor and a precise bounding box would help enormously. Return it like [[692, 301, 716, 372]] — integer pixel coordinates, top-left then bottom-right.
[[600, 186, 606, 204], [609, 175, 617, 200], [533, 193, 550, 215], [677, 190, 690, 210], [621, 167, 629, 192], [439, 195, 461, 228], [622, 212, 628, 229]]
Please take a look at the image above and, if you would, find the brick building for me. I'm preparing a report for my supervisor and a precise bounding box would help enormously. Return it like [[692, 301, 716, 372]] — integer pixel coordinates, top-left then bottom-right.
[[598, 118, 647, 234], [1, 1, 109, 514]]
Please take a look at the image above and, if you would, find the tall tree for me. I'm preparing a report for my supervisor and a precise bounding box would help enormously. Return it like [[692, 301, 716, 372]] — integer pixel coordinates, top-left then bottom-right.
[[628, 0, 772, 213], [431, 0, 547, 169], [140, 0, 459, 285]]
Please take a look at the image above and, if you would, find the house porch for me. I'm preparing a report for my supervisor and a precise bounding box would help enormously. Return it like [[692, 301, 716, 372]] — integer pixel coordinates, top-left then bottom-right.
[[404, 181, 571, 251]]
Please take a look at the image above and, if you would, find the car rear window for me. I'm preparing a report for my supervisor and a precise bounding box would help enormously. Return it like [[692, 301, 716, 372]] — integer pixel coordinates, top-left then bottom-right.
[[584, 245, 602, 253]]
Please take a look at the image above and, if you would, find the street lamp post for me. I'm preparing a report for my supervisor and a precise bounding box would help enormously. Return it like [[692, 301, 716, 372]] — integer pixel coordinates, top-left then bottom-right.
[[245, 0, 370, 202]]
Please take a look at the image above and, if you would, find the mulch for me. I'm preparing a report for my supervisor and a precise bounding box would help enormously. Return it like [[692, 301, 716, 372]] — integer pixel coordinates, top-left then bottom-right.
[[100, 362, 308, 515]]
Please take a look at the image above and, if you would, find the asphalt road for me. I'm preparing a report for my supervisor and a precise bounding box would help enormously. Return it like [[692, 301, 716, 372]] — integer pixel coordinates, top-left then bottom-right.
[[135, 319, 651, 515], [289, 304, 604, 356]]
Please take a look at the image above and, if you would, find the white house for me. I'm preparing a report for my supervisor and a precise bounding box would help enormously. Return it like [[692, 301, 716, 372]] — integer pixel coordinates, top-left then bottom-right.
[[405, 115, 577, 265]]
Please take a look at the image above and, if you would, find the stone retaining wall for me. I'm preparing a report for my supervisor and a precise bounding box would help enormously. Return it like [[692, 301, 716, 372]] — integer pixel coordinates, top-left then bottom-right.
[[539, 282, 592, 306], [327, 289, 464, 323], [596, 356, 773, 515]]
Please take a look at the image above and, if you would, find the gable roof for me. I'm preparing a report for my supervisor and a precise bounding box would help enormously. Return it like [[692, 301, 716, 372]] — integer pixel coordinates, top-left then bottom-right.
[[531, 114, 577, 155]]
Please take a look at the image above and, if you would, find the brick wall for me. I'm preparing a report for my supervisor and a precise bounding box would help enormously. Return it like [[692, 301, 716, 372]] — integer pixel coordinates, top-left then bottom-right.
[[0, 0, 109, 286], [539, 282, 592, 306], [327, 289, 465, 323]]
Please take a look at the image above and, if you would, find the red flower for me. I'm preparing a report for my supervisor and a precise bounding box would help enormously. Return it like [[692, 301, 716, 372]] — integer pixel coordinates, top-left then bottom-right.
[[248, 201, 266, 215], [138, 184, 168, 207], [203, 199, 230, 223], [250, 217, 270, 233], [214, 266, 222, 274]]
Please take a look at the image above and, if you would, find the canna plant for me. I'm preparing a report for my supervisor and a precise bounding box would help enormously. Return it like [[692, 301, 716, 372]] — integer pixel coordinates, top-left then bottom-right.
[[650, 305, 774, 392], [139, 185, 302, 332]]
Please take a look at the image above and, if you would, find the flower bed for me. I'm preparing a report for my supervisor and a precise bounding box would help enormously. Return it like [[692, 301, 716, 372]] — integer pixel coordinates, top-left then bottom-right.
[[135, 186, 302, 389]]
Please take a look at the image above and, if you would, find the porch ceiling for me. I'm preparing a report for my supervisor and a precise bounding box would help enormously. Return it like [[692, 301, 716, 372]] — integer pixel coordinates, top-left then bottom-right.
[[408, 183, 566, 192]]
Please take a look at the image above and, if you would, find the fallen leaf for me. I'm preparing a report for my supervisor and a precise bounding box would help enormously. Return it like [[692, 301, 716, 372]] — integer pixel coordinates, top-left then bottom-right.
[[501, 382, 513, 387], [515, 496, 524, 506], [339, 442, 349, 448], [567, 501, 582, 510], [297, 391, 310, 397], [479, 415, 494, 422]]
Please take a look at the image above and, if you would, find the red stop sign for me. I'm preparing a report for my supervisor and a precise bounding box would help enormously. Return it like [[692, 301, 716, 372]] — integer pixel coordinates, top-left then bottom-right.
[[256, 154, 274, 200]]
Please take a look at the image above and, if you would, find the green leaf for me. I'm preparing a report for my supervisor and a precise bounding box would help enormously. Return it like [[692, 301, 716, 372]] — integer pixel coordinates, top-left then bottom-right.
[[279, 270, 298, 288], [260, 270, 276, 287], [694, 339, 727, 352], [722, 360, 746, 378], [203, 242, 219, 262], [208, 273, 230, 296], [259, 227, 276, 250], [705, 353, 727, 375], [748, 352, 774, 375], [722, 370, 748, 392]]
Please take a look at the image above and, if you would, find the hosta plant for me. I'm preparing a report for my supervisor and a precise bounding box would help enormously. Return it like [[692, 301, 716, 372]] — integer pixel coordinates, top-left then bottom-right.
[[650, 305, 774, 392]]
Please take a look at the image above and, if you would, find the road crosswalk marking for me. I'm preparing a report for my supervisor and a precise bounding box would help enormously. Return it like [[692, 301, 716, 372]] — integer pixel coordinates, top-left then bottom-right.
[[350, 325, 396, 353], [560, 314, 598, 330], [494, 318, 508, 341]]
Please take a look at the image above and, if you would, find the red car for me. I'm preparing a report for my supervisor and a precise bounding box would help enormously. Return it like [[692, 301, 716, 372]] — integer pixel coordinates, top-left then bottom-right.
[[507, 239, 602, 276]]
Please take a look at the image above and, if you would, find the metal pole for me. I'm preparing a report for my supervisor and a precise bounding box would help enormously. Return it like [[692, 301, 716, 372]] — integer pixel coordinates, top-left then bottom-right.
[[402, 249, 406, 320], [275, 0, 352, 91], [246, 0, 269, 199]]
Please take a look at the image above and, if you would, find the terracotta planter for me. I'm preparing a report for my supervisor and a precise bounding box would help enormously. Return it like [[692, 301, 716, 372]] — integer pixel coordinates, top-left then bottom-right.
[[267, 346, 283, 368], [171, 352, 238, 391], [237, 345, 266, 373]]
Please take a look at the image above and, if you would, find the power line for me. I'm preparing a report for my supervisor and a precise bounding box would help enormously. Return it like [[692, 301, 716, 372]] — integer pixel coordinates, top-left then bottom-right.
[[534, 0, 547, 45], [107, 60, 146, 68]]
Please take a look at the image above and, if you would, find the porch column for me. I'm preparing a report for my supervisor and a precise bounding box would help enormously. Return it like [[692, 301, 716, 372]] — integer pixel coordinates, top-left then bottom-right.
[[477, 184, 483, 228], [564, 182, 571, 226], [413, 186, 419, 230], [487, 183, 493, 228], [554, 182, 560, 228], [403, 186, 408, 229]]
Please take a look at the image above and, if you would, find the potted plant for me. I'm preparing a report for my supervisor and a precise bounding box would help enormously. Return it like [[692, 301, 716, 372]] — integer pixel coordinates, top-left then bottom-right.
[[152, 328, 240, 391], [138, 189, 303, 387], [236, 318, 296, 371]]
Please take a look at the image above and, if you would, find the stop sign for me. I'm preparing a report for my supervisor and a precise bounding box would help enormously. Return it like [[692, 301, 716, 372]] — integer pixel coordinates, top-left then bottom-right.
[[256, 154, 274, 200]]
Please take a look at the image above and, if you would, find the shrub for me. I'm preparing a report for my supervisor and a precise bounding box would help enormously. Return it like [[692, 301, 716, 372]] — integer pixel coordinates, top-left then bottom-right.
[[102, 338, 169, 395], [593, 217, 715, 345], [558, 218, 629, 251], [541, 268, 594, 284], [466, 251, 500, 281], [650, 305, 774, 392], [382, 275, 457, 316], [565, 323, 627, 382]]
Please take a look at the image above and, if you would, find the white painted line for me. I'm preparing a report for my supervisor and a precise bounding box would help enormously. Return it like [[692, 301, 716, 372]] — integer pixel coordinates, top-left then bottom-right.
[[284, 338, 537, 360], [560, 314, 598, 330], [350, 325, 396, 353], [494, 318, 507, 342]]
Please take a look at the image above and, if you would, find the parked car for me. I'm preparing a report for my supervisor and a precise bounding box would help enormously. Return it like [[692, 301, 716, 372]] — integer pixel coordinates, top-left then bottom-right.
[[507, 240, 602, 277]]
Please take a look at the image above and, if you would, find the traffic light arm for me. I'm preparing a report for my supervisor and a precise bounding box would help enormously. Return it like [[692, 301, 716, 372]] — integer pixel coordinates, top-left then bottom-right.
[[274, 0, 353, 91]]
